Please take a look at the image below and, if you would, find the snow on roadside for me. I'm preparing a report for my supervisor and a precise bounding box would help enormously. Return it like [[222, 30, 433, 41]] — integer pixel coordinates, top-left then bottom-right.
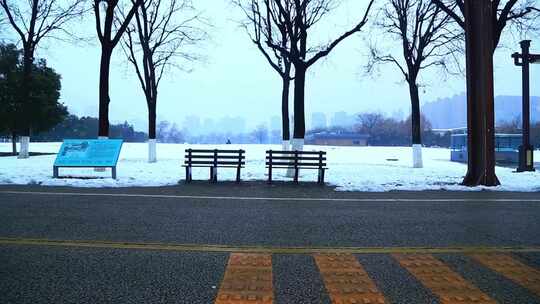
[[1, 142, 540, 192]]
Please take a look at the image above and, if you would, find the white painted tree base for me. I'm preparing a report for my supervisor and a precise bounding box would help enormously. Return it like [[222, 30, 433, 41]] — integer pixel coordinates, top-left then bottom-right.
[[148, 139, 157, 163], [281, 140, 290, 151], [286, 138, 305, 177], [95, 136, 108, 171], [18, 136, 30, 159], [413, 144, 423, 168]]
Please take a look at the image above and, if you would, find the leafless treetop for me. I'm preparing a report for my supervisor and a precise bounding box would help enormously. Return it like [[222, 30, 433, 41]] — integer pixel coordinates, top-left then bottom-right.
[[0, 0, 86, 50]]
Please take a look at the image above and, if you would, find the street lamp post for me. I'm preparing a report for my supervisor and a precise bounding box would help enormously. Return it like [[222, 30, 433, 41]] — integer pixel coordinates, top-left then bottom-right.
[[512, 40, 540, 172]]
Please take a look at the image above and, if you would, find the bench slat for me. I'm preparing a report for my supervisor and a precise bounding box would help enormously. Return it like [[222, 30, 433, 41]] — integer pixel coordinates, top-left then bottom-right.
[[266, 156, 326, 161], [186, 161, 245, 165], [186, 149, 245, 153], [187, 155, 245, 159], [265, 150, 325, 155], [182, 165, 245, 169], [266, 166, 326, 170], [265, 162, 326, 167]]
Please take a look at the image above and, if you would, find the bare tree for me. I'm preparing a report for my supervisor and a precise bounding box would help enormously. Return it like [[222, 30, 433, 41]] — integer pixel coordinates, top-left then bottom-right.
[[122, 0, 206, 162], [94, 0, 143, 138], [432, 0, 538, 52], [236, 0, 293, 150], [263, 0, 375, 151], [367, 0, 461, 168], [357, 112, 384, 136], [0, 0, 85, 158]]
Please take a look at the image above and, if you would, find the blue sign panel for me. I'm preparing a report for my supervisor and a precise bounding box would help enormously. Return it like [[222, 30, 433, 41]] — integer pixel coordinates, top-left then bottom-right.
[[54, 139, 123, 167]]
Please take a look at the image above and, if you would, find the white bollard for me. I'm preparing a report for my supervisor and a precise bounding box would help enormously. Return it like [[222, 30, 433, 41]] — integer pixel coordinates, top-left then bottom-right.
[[18, 136, 30, 159], [412, 144, 424, 168]]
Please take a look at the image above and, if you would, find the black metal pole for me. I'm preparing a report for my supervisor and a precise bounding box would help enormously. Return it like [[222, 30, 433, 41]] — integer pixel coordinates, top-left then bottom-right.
[[516, 40, 535, 172]]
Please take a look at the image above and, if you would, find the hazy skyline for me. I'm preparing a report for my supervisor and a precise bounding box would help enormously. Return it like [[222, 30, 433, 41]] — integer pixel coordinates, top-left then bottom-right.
[[2, 0, 539, 132]]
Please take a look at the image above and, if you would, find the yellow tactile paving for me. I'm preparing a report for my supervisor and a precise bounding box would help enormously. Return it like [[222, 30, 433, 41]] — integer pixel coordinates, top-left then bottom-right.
[[314, 253, 386, 304], [393, 254, 496, 304], [470, 253, 540, 296], [214, 253, 273, 304]]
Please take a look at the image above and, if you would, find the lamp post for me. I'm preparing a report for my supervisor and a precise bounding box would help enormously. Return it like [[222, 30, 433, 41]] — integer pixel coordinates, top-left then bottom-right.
[[512, 40, 540, 172]]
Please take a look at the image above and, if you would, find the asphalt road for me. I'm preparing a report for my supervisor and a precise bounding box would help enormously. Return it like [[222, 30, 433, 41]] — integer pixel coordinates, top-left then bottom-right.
[[0, 183, 539, 303]]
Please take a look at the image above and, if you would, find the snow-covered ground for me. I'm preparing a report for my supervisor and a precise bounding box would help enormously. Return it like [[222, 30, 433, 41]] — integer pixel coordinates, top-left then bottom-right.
[[1, 142, 540, 192]]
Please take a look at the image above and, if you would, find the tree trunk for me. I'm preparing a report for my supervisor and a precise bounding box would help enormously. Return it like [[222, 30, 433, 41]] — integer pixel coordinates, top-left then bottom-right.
[[293, 65, 306, 141], [462, 0, 500, 186], [409, 81, 422, 145], [148, 101, 156, 140], [148, 99, 157, 163], [11, 132, 17, 155], [18, 46, 33, 159], [409, 81, 423, 168], [98, 46, 112, 137], [281, 77, 291, 145]]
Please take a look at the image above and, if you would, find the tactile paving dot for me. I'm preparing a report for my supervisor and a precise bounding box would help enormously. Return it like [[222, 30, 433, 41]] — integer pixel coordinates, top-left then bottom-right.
[[470, 253, 540, 296], [215, 253, 273, 304], [393, 254, 496, 304], [314, 253, 386, 304]]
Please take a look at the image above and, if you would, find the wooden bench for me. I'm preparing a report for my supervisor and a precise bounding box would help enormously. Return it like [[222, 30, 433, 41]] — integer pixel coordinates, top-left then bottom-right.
[[266, 150, 327, 184], [183, 149, 245, 183]]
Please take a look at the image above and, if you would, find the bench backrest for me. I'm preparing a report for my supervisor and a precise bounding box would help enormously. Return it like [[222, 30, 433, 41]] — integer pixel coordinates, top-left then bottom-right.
[[266, 150, 327, 168], [184, 149, 245, 167]]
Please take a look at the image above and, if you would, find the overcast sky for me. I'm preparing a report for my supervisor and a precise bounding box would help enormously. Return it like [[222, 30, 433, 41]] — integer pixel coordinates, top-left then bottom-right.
[[3, 0, 540, 131]]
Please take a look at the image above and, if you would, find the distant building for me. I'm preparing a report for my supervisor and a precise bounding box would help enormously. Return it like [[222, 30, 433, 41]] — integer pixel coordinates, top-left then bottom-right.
[[270, 116, 281, 132], [183, 115, 202, 136], [330, 111, 356, 128], [306, 132, 369, 146], [311, 112, 327, 130]]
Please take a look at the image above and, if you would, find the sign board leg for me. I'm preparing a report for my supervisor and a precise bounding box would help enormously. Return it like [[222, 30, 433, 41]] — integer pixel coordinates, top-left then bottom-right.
[[112, 167, 117, 179], [53, 166, 59, 178]]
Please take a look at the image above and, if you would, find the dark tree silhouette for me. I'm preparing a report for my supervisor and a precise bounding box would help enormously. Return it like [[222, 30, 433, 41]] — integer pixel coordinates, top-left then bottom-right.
[[367, 0, 462, 168], [432, 0, 538, 52], [236, 0, 293, 149], [263, 0, 375, 150], [122, 0, 206, 162], [0, 45, 67, 155], [0, 0, 85, 158], [0, 43, 21, 154], [94, 0, 143, 138]]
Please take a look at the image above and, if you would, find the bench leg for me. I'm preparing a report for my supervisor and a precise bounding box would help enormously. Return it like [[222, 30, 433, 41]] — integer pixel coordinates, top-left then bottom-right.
[[209, 167, 213, 182], [185, 166, 192, 183], [53, 166, 59, 178], [112, 167, 117, 180], [268, 167, 272, 184], [321, 169, 326, 184], [236, 166, 241, 183], [294, 167, 299, 183], [212, 167, 218, 183]]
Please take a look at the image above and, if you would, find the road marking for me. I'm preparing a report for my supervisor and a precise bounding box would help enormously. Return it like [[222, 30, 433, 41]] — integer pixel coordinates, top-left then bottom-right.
[[1, 238, 539, 254], [314, 253, 386, 304], [2, 190, 540, 203], [214, 253, 273, 304], [470, 253, 540, 296], [394, 254, 496, 304]]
